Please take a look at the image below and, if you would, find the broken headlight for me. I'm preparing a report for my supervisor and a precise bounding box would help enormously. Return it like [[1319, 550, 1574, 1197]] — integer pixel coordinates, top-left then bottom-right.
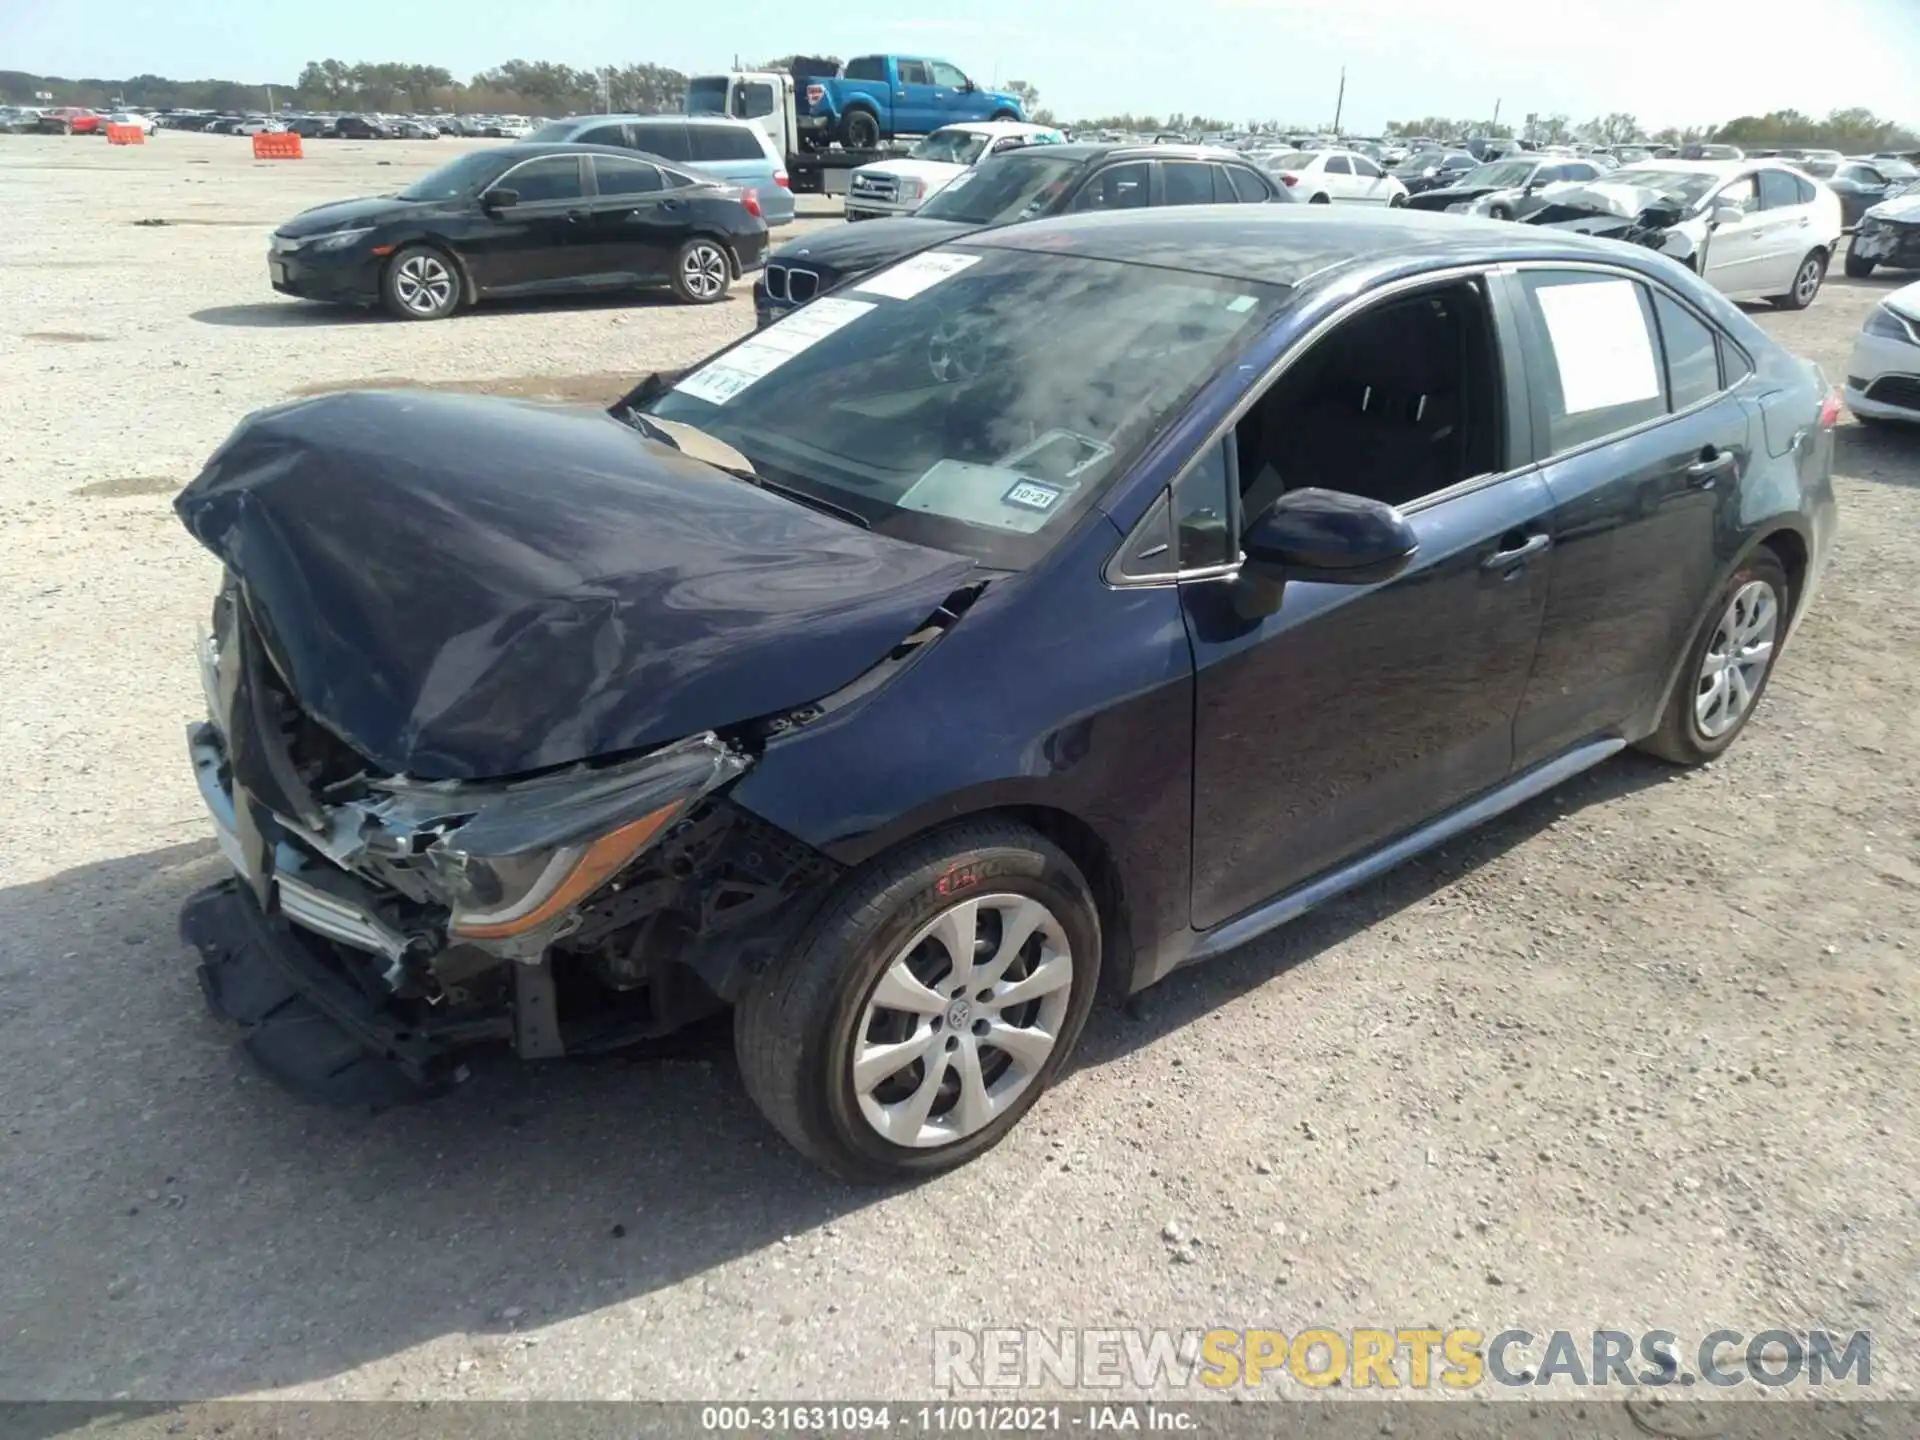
[[1864, 304, 1919, 346], [431, 802, 683, 940]]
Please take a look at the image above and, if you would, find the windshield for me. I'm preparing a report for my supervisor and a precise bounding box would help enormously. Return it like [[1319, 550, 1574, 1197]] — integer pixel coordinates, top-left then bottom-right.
[[643, 249, 1283, 568], [1393, 149, 1446, 172], [916, 153, 1089, 224], [1880, 159, 1919, 179], [396, 150, 509, 201], [1463, 160, 1537, 188], [685, 77, 728, 115], [910, 129, 992, 165], [1603, 168, 1721, 208]]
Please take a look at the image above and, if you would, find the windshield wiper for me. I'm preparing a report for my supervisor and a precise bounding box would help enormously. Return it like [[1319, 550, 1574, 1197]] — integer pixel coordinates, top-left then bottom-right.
[[626, 411, 871, 530]]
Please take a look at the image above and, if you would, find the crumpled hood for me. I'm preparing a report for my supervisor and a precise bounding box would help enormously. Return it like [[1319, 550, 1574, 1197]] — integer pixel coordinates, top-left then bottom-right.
[[1865, 191, 1920, 224], [175, 390, 976, 780], [768, 217, 980, 276]]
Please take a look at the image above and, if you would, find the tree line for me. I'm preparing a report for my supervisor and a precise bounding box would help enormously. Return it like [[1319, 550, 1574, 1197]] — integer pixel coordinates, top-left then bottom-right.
[[2, 63, 1912, 152], [1386, 107, 1918, 151]]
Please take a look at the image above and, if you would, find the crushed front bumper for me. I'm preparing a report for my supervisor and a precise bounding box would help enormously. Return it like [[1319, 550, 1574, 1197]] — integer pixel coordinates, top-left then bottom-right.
[[182, 879, 497, 1105]]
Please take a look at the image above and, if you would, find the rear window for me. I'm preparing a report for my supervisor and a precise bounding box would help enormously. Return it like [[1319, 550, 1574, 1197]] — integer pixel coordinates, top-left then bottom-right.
[[526, 120, 576, 143], [631, 120, 690, 162], [844, 56, 887, 81], [691, 124, 764, 162], [576, 123, 629, 148]]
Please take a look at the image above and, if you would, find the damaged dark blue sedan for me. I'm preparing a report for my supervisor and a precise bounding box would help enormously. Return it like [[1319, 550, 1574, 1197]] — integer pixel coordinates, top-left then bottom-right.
[[177, 207, 1838, 1181]]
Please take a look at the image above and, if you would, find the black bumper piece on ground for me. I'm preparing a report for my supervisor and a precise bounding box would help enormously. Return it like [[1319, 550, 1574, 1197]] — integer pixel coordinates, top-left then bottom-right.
[[182, 879, 456, 1109]]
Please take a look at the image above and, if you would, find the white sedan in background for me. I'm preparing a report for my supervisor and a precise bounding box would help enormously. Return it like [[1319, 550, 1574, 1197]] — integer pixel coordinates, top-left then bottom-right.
[[1845, 279, 1920, 425], [1257, 148, 1408, 206], [845, 121, 1066, 220], [102, 111, 160, 135]]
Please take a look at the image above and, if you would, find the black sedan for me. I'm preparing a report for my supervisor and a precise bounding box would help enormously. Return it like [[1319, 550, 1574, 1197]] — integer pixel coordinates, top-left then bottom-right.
[[267, 143, 769, 319], [1825, 158, 1919, 229], [179, 207, 1835, 1180], [1390, 147, 1479, 194], [756, 142, 1288, 326]]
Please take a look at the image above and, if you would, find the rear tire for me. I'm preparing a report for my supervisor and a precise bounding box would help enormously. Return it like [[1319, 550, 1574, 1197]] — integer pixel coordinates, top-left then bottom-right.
[[1772, 249, 1826, 310], [1388, 193, 1408, 208], [671, 237, 731, 304], [1309, 192, 1331, 205], [380, 245, 462, 321], [1844, 250, 1876, 279], [841, 109, 881, 150], [734, 820, 1102, 1182], [1637, 553, 1790, 766]]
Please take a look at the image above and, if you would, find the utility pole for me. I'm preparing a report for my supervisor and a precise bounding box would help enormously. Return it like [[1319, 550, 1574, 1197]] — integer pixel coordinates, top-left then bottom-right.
[[1492, 98, 1502, 129], [1332, 66, 1345, 136]]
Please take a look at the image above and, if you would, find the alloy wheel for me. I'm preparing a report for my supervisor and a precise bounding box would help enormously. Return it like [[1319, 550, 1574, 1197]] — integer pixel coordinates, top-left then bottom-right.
[[393, 254, 454, 316], [1794, 257, 1822, 306], [682, 243, 727, 300], [1695, 579, 1778, 739], [852, 894, 1074, 1148]]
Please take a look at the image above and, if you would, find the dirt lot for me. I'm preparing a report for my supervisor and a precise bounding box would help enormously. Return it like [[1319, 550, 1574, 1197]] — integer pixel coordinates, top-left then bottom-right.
[[1, 130, 1915, 1406]]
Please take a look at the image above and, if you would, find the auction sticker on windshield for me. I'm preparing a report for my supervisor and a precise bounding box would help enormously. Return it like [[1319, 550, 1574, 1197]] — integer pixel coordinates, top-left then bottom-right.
[[1533, 278, 1662, 415], [673, 297, 876, 406], [853, 251, 982, 300]]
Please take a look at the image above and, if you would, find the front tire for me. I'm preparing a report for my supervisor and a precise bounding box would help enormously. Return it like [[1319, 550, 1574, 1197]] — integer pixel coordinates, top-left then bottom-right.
[[671, 237, 731, 304], [1638, 553, 1789, 765], [1388, 192, 1408, 208], [1844, 250, 1876, 279], [381, 245, 461, 320], [1309, 192, 1331, 205], [734, 820, 1102, 1182], [1772, 249, 1827, 310]]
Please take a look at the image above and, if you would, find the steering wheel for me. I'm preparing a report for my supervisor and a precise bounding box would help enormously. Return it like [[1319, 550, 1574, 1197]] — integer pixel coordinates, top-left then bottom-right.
[[927, 314, 989, 383]]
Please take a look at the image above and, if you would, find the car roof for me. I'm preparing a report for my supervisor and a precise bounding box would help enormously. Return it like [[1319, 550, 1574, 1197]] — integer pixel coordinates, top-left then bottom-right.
[[550, 113, 753, 129], [957, 205, 1691, 290], [998, 141, 1249, 164], [489, 141, 715, 166], [932, 119, 1058, 136]]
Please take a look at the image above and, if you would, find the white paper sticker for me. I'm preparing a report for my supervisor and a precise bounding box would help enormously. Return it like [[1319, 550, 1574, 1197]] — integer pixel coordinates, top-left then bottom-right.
[[852, 251, 982, 300], [672, 297, 875, 406], [1534, 279, 1663, 415]]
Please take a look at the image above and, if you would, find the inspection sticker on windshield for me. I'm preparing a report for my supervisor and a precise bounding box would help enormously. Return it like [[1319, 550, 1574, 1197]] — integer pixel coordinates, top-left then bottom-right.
[[853, 251, 981, 300], [1001, 479, 1063, 513], [672, 297, 875, 406], [1533, 278, 1662, 415]]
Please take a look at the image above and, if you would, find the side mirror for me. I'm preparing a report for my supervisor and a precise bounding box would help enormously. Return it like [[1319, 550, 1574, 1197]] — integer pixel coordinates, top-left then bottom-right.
[[1709, 203, 1743, 228], [1243, 488, 1417, 586], [482, 187, 519, 211], [961, 78, 978, 92]]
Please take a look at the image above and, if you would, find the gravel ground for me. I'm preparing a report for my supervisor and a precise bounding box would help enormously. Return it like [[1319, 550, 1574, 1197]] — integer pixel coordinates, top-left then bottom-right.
[[1, 131, 1916, 1407]]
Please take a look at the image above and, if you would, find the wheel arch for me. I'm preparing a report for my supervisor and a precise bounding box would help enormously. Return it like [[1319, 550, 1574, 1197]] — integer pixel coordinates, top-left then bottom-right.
[[788, 789, 1140, 1001], [384, 237, 474, 302], [1637, 520, 1813, 740], [684, 227, 743, 278]]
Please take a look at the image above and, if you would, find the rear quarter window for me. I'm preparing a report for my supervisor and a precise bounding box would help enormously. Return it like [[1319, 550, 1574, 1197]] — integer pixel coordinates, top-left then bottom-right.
[[691, 125, 764, 162]]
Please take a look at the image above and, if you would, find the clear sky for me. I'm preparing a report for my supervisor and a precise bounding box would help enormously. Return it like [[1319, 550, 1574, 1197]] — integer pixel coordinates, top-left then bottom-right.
[[5, 0, 1917, 132]]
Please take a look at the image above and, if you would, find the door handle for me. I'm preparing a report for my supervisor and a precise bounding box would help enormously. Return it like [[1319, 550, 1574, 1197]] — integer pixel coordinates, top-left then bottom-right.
[[1684, 450, 1737, 488], [1480, 532, 1551, 572]]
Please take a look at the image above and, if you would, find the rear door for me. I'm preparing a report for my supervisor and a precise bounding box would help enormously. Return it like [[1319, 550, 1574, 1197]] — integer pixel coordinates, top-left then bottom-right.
[[1508, 266, 1752, 765], [1320, 153, 1355, 199], [1158, 159, 1219, 207], [687, 122, 792, 223], [896, 59, 939, 134], [463, 154, 588, 293], [1755, 168, 1816, 292], [583, 155, 678, 282]]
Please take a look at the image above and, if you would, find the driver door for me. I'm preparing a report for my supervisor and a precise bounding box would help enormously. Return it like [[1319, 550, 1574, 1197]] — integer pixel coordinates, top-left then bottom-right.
[[465, 154, 587, 294], [930, 61, 984, 123], [1699, 174, 1768, 298]]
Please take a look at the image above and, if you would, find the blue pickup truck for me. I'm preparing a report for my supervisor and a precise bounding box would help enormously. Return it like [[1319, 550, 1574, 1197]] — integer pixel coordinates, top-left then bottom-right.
[[799, 55, 1026, 150]]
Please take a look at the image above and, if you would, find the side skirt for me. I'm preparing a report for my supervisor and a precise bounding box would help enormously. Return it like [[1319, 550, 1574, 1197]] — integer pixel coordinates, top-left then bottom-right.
[[1139, 736, 1627, 987]]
